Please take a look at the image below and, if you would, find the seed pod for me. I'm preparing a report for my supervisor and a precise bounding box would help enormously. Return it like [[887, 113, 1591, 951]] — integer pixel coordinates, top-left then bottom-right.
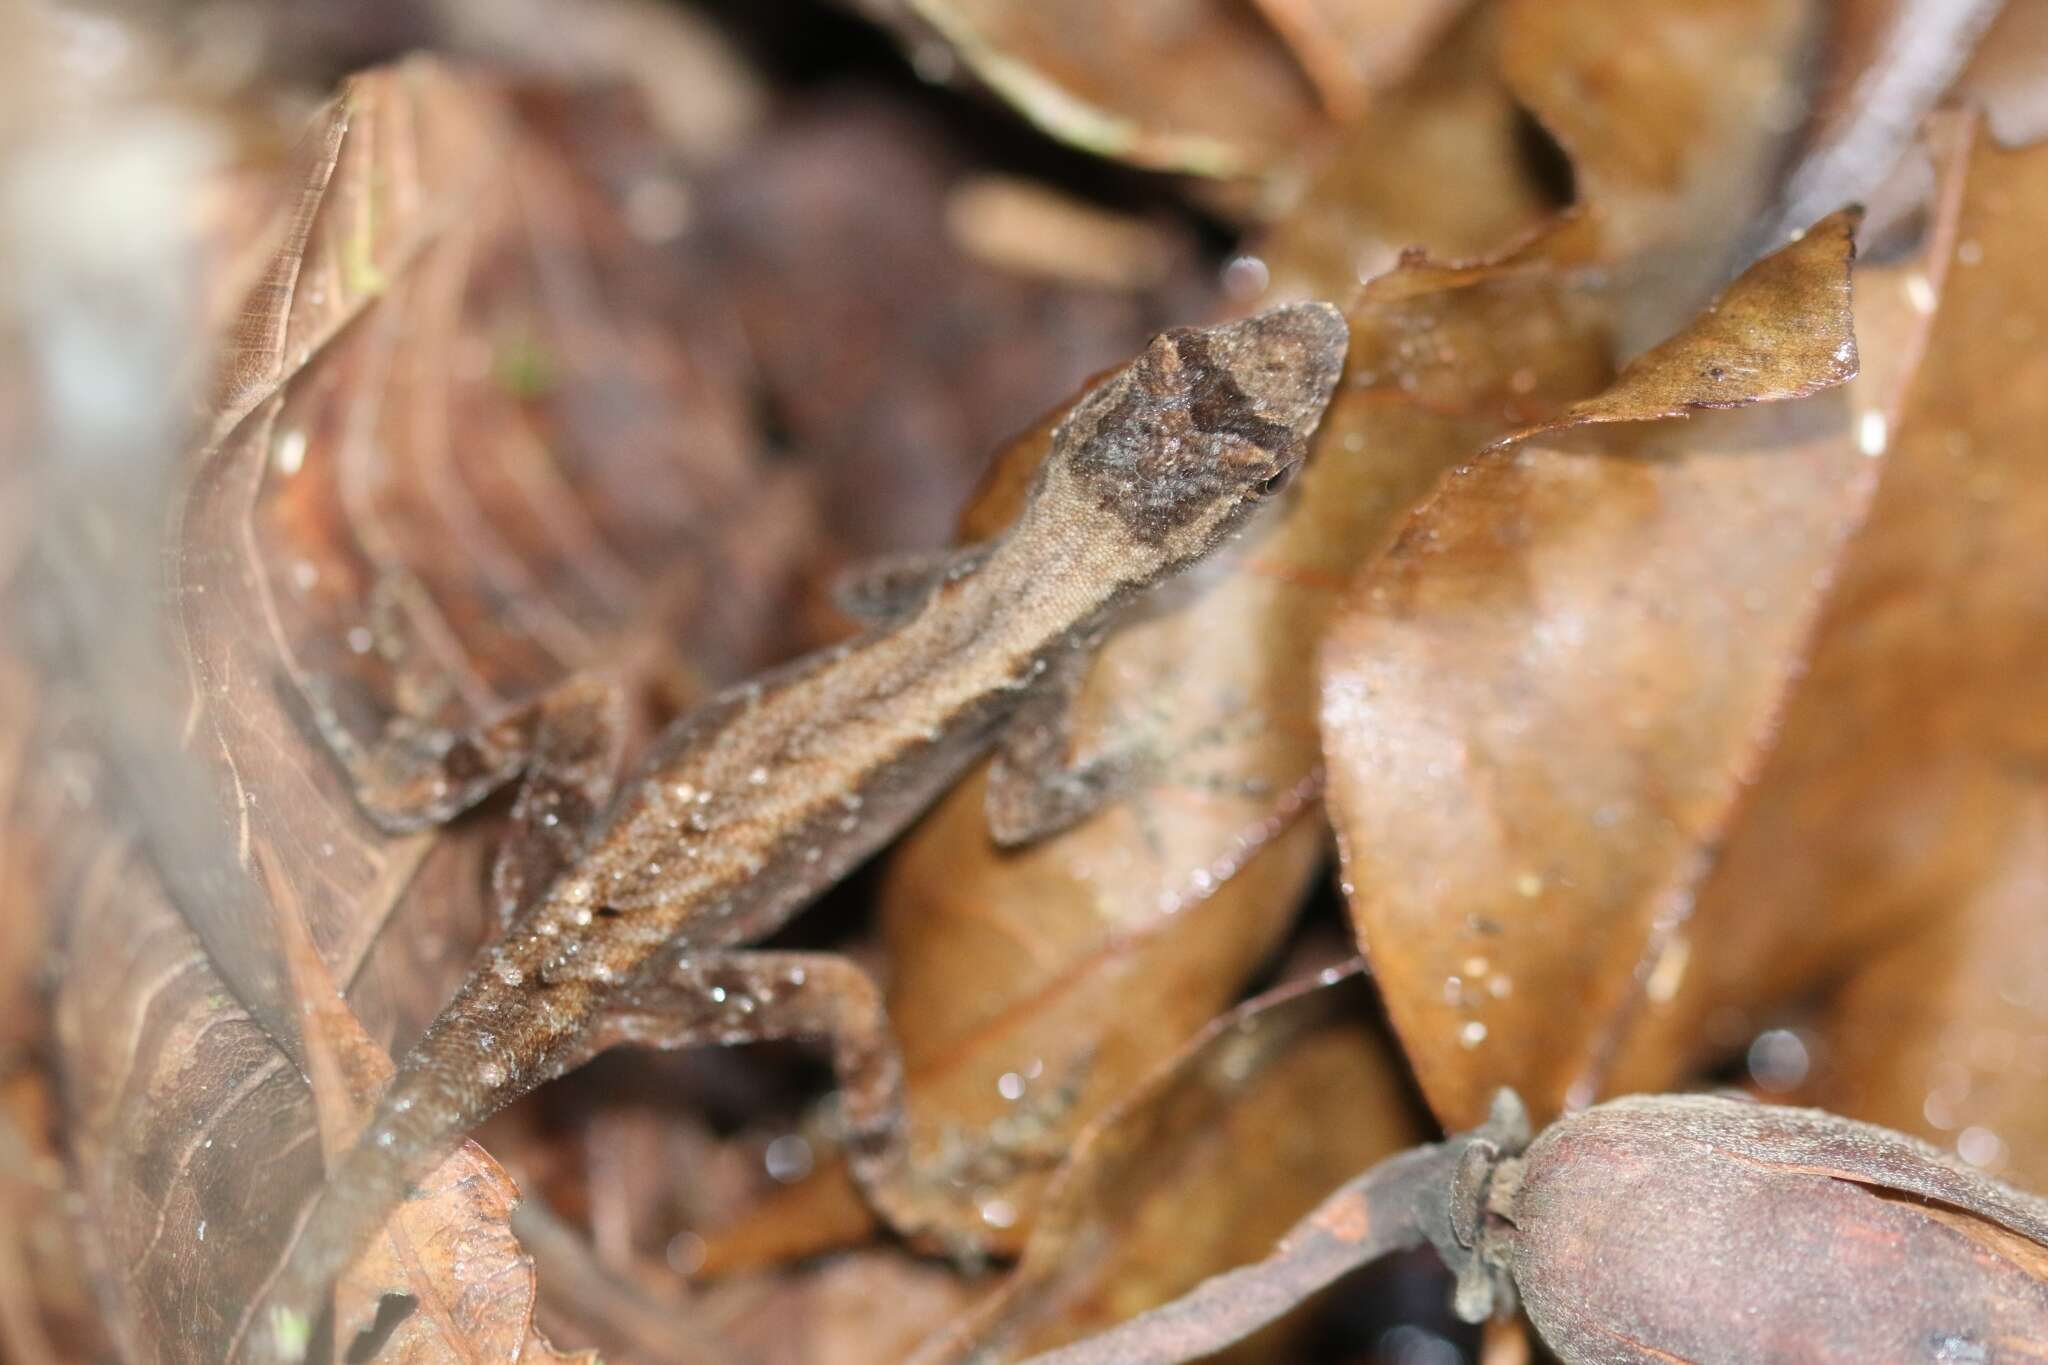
[[1479, 1093, 2048, 1363]]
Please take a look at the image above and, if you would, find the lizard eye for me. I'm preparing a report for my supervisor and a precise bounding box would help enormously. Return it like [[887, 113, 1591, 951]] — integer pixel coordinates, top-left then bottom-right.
[[1253, 464, 1297, 499]]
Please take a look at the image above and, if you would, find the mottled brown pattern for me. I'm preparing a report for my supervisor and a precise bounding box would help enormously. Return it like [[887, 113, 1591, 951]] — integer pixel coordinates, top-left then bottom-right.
[[1063, 306, 1347, 548]]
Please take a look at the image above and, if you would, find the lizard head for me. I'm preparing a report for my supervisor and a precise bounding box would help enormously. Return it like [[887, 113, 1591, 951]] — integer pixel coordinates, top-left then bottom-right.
[[1050, 300, 1348, 571]]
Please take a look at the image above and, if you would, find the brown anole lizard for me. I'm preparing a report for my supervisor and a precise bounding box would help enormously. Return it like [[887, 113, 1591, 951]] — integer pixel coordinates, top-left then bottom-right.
[[245, 301, 1348, 1362]]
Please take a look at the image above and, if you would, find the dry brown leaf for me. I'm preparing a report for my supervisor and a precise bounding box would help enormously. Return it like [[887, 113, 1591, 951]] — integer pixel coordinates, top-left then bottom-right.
[[1600, 126, 2048, 1186], [1499, 0, 1819, 344], [907, 967, 1423, 1364], [1321, 206, 1934, 1128], [1504, 1095, 2048, 1361], [1509, 209, 1858, 435], [1257, 5, 1562, 294], [1242, 0, 1477, 123], [844, 0, 1463, 182]]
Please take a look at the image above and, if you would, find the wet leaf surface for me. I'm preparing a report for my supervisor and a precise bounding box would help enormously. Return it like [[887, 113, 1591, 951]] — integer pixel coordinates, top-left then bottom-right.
[[1322, 209, 1900, 1127], [1618, 125, 2048, 1187]]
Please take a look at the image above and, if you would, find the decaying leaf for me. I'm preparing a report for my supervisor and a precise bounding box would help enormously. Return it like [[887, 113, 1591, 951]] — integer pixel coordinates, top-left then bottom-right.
[[39, 55, 821, 1361], [1603, 123, 2048, 1184], [1321, 205, 1928, 1127], [1019, 1092, 2048, 1364], [1502, 1095, 2048, 1361]]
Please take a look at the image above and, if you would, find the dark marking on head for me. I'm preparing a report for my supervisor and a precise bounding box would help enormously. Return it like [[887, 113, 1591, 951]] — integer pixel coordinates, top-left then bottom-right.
[[1056, 302, 1349, 548]]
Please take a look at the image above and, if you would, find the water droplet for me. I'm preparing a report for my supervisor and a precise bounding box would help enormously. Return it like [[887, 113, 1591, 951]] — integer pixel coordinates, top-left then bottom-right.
[[764, 1134, 814, 1182], [1857, 410, 1889, 457], [666, 1231, 707, 1277], [1958, 1126, 2004, 1169], [979, 1197, 1018, 1229], [1904, 273, 1937, 315], [346, 626, 374, 654], [1515, 871, 1544, 897], [623, 174, 692, 244], [1645, 936, 1691, 1003], [1459, 1021, 1488, 1049], [274, 428, 308, 475], [748, 766, 769, 785], [496, 962, 524, 987], [997, 1071, 1026, 1102], [197, 1219, 207, 1240], [1221, 253, 1270, 300], [1746, 1028, 1809, 1092], [710, 986, 728, 1003]]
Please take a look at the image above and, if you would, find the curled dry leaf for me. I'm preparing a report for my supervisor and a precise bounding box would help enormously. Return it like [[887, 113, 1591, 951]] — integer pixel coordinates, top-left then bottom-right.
[[48, 56, 814, 1361], [1321, 206, 1929, 1128], [1500, 1095, 2048, 1361], [1604, 124, 2048, 1186], [909, 966, 1423, 1364], [843, 0, 1466, 182], [1022, 1092, 2048, 1364]]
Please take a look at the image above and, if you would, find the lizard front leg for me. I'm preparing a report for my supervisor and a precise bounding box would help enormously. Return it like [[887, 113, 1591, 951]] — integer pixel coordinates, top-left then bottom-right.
[[293, 568, 627, 926], [984, 638, 1144, 847]]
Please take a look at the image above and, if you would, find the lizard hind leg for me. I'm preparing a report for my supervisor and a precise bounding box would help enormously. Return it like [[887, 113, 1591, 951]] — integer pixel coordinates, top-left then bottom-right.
[[589, 951, 1091, 1258], [588, 950, 923, 1224]]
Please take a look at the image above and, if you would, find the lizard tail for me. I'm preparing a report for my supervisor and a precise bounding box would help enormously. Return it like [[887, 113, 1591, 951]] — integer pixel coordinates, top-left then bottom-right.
[[237, 1065, 459, 1365], [236, 978, 541, 1365]]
